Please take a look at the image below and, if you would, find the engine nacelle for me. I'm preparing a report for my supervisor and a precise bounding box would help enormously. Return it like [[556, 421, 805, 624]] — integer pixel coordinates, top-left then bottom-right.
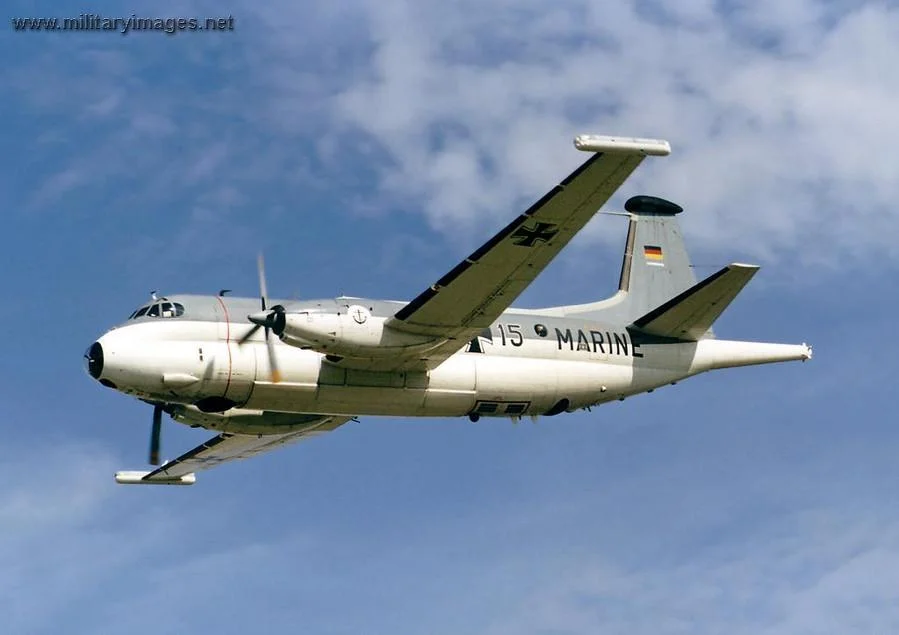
[[276, 306, 440, 358]]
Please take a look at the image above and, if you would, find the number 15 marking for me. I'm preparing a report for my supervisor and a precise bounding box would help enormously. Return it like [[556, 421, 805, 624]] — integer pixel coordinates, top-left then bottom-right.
[[497, 324, 523, 347]]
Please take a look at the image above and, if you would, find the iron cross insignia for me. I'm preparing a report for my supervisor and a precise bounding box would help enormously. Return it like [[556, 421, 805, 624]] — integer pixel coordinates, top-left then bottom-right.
[[510, 222, 559, 247]]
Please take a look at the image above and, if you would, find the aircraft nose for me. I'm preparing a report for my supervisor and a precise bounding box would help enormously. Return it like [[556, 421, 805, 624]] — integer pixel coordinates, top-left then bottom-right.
[[84, 341, 104, 379]]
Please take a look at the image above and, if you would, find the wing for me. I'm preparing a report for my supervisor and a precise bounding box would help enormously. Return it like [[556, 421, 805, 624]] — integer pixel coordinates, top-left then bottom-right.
[[114, 415, 352, 485], [385, 135, 671, 367]]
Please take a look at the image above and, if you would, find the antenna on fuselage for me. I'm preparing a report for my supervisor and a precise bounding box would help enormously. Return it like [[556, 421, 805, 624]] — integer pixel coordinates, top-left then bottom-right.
[[219, 289, 231, 296], [150, 290, 158, 301]]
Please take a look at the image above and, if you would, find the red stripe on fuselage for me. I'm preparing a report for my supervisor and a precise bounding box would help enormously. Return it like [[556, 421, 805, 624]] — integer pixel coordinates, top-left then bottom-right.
[[215, 296, 234, 398]]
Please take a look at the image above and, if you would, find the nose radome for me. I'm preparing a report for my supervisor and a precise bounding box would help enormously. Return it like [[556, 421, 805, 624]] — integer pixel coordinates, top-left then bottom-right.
[[84, 341, 104, 379]]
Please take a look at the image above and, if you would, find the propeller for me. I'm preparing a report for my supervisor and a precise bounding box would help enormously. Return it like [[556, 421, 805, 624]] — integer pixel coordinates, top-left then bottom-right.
[[149, 403, 163, 466], [237, 254, 283, 383]]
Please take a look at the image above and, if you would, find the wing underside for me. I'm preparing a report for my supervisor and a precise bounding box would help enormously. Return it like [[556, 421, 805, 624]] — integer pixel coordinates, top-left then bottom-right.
[[383, 136, 670, 368], [114, 415, 351, 485]]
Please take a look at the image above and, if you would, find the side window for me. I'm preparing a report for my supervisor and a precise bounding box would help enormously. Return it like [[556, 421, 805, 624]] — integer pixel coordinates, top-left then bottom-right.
[[172, 302, 185, 317], [147, 303, 161, 317], [160, 302, 174, 318]]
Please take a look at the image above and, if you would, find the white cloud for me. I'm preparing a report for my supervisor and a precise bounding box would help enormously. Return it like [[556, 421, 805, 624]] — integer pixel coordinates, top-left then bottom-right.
[[478, 509, 899, 635], [280, 0, 899, 265], [11, 1, 898, 268]]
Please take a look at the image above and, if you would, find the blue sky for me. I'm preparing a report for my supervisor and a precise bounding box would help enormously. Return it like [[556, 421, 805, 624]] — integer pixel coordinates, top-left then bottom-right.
[[3, 0, 899, 633]]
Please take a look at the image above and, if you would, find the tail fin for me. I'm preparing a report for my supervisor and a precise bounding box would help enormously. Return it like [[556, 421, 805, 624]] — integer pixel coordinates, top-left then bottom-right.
[[559, 195, 699, 324]]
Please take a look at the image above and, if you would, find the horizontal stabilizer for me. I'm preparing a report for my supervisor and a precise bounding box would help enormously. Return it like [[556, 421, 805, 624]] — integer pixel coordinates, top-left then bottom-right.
[[632, 264, 759, 340]]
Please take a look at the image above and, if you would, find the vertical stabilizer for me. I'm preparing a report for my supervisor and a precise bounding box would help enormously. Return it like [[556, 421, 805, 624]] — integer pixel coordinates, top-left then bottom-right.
[[557, 195, 698, 324], [616, 196, 697, 319]]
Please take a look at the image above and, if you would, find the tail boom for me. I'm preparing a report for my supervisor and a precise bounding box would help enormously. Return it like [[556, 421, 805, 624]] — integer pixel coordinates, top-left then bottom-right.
[[689, 339, 812, 374]]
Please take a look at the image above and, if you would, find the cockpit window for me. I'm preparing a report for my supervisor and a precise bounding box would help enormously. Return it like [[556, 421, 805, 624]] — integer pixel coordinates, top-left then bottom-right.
[[129, 299, 185, 320], [129, 301, 185, 320], [159, 302, 185, 317]]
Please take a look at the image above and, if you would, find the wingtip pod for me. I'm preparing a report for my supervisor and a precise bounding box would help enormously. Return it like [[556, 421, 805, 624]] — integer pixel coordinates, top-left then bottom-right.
[[574, 135, 671, 156], [114, 470, 196, 485]]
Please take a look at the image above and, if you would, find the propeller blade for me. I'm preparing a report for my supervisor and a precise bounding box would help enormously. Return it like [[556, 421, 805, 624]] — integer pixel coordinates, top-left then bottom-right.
[[265, 327, 282, 383], [149, 404, 163, 465], [257, 253, 269, 312], [245, 253, 282, 381], [236, 323, 261, 346]]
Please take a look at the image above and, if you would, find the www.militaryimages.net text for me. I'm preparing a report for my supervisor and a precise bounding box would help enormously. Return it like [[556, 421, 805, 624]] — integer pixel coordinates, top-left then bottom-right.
[[11, 14, 235, 35]]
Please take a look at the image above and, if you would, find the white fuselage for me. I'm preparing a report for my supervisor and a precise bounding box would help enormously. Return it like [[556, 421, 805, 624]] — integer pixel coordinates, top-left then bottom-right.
[[91, 310, 810, 432]]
